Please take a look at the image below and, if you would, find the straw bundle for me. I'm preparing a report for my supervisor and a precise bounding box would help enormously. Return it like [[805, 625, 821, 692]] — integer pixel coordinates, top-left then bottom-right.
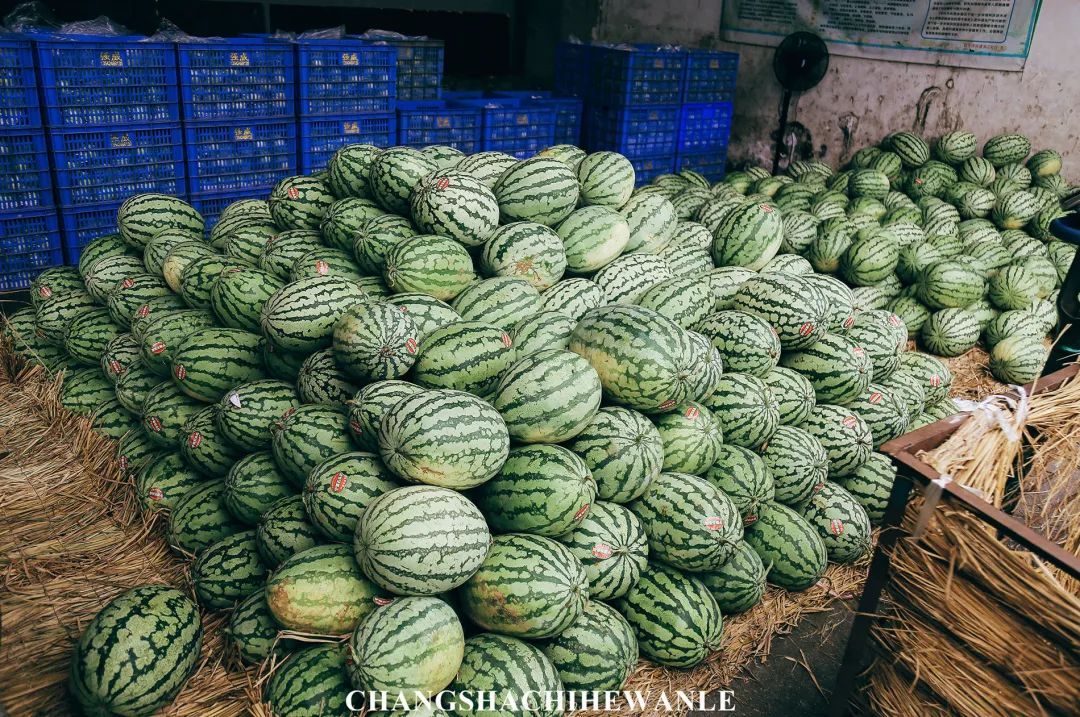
[[862, 659, 950, 717]]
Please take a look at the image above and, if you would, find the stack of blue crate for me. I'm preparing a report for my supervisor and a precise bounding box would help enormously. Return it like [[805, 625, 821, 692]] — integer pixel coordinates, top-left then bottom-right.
[[178, 37, 297, 228], [0, 35, 62, 291], [35, 34, 184, 264], [677, 49, 738, 181], [490, 91, 584, 148], [296, 38, 397, 173], [378, 35, 444, 101], [396, 99, 482, 153]]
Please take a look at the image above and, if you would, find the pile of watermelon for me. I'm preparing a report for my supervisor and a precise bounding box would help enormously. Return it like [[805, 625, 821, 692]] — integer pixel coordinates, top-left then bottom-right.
[[5, 139, 983, 716], [693, 130, 1071, 386]]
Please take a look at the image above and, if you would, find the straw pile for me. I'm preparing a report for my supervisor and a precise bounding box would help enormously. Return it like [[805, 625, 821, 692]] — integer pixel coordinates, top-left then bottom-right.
[[0, 342, 868, 717]]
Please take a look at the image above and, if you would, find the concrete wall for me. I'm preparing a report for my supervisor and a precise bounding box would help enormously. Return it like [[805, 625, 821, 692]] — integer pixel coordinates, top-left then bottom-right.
[[582, 0, 1079, 173]]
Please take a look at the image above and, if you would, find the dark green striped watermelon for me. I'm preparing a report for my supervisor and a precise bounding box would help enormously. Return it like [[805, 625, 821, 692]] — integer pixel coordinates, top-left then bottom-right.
[[180, 404, 240, 477], [170, 328, 266, 403], [494, 157, 580, 227], [327, 143, 380, 198], [320, 196, 384, 250], [141, 381, 202, 448], [653, 401, 724, 475], [541, 277, 606, 320], [268, 175, 334, 230], [555, 206, 629, 274], [536, 601, 638, 692], [554, 500, 647, 600], [303, 451, 399, 541], [411, 320, 515, 398], [744, 501, 827, 591], [133, 451, 203, 514], [192, 529, 268, 608], [210, 267, 284, 332], [798, 481, 872, 563], [263, 644, 352, 716], [451, 276, 543, 331], [64, 307, 123, 366], [509, 311, 577, 358], [260, 276, 366, 353], [270, 404, 354, 487], [694, 310, 781, 378], [369, 147, 438, 215], [295, 348, 360, 405], [383, 234, 476, 301], [332, 301, 419, 382], [167, 479, 240, 555], [411, 170, 499, 247], [833, 451, 897, 525], [763, 367, 817, 426], [566, 407, 663, 504], [760, 424, 829, 508], [223, 451, 297, 525], [217, 379, 299, 452], [227, 591, 292, 665], [800, 404, 874, 478], [117, 194, 204, 248], [492, 349, 602, 444], [138, 309, 217, 377], [704, 372, 780, 449], [780, 331, 872, 405], [346, 379, 424, 452], [256, 495, 323, 567], [450, 634, 562, 717]]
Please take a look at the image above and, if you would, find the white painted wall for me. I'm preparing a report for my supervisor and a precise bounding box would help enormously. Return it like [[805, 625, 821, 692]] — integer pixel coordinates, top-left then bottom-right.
[[588, 0, 1080, 173]]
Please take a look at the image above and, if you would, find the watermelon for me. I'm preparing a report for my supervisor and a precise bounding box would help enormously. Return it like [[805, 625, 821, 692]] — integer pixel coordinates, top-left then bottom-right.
[[421, 144, 465, 169], [492, 349, 602, 443], [227, 592, 292, 664], [268, 175, 334, 230], [988, 264, 1041, 310], [271, 404, 354, 487], [566, 407, 663, 504], [614, 562, 722, 668], [384, 292, 461, 342], [260, 276, 366, 353], [179, 255, 248, 310], [411, 320, 515, 398], [653, 401, 723, 475], [704, 372, 780, 449], [636, 275, 716, 330], [699, 539, 767, 614], [703, 444, 773, 526], [920, 308, 980, 357], [732, 273, 828, 350], [1026, 148, 1062, 178], [370, 147, 439, 215], [266, 543, 384, 633], [570, 305, 693, 412], [141, 381, 202, 448], [209, 267, 284, 333], [352, 214, 414, 275], [411, 171, 499, 247], [840, 228, 900, 287], [64, 308, 123, 366], [459, 533, 587, 638], [744, 501, 827, 591], [684, 330, 725, 403], [509, 311, 577, 358], [303, 452, 397, 541], [712, 200, 783, 270], [984, 310, 1045, 349], [77, 235, 136, 285], [258, 229, 322, 280], [295, 348, 360, 405], [556, 206, 632, 273], [454, 151, 518, 189], [537, 144, 587, 170], [833, 451, 897, 525], [694, 310, 781, 378], [801, 404, 873, 477], [798, 481, 872, 563], [989, 336, 1046, 384], [82, 255, 146, 304], [117, 194, 204, 248], [661, 243, 713, 277], [450, 635, 562, 717], [762, 367, 816, 426], [4, 308, 69, 371], [480, 221, 567, 290], [983, 133, 1031, 167], [167, 479, 240, 555], [69, 586, 201, 717], [554, 500, 647, 600], [210, 200, 272, 249], [451, 276, 543, 330], [216, 379, 298, 452], [327, 143, 381, 198], [592, 253, 673, 305], [578, 151, 635, 207], [117, 429, 164, 479], [319, 197, 384, 250], [170, 328, 266, 403], [180, 405, 240, 477], [848, 383, 909, 447], [332, 301, 419, 382], [345, 380, 423, 452], [536, 601, 638, 692], [256, 495, 322, 567], [263, 644, 352, 716], [377, 389, 509, 489], [780, 331, 872, 405], [133, 451, 203, 513], [383, 234, 475, 300], [222, 451, 296, 525], [935, 129, 977, 163], [630, 471, 741, 571], [347, 597, 464, 701], [289, 246, 365, 285], [494, 157, 581, 226], [36, 289, 97, 345], [621, 193, 677, 253], [59, 368, 114, 415], [221, 224, 274, 266], [845, 310, 908, 381], [191, 529, 267, 609], [137, 309, 216, 377], [541, 278, 606, 320], [917, 260, 986, 310], [700, 267, 754, 313], [354, 485, 490, 595], [760, 425, 829, 507]]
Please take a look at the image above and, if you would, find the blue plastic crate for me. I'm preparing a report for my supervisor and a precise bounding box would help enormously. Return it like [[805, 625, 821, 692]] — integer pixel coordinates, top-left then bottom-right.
[[631, 155, 676, 186], [297, 39, 396, 116], [58, 202, 120, 265], [676, 150, 728, 182], [184, 120, 296, 196], [492, 92, 583, 147], [0, 37, 42, 129], [190, 189, 263, 235], [49, 123, 186, 207], [384, 38, 444, 100], [178, 39, 295, 121], [553, 42, 593, 98], [682, 49, 739, 103], [592, 45, 686, 106], [453, 98, 555, 159], [586, 104, 680, 157], [299, 113, 396, 173], [396, 100, 482, 153], [441, 90, 484, 100], [0, 130, 52, 211], [0, 210, 63, 289], [678, 102, 733, 153], [34, 35, 179, 128]]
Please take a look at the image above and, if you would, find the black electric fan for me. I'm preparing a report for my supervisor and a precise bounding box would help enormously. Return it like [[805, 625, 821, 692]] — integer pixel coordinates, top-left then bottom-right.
[[771, 31, 830, 174], [1044, 196, 1080, 374]]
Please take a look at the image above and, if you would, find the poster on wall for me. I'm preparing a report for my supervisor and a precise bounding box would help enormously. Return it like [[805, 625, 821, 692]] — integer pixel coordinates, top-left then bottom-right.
[[720, 0, 1042, 71]]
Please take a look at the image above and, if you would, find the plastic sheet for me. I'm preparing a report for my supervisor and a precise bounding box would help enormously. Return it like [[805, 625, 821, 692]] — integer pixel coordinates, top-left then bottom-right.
[[58, 15, 130, 36], [3, 1, 59, 32], [146, 18, 221, 43]]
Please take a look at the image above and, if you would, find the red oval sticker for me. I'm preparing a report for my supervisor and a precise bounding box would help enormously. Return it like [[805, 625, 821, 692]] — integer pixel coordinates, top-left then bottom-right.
[[869, 392, 882, 404], [659, 399, 676, 412], [150, 341, 167, 355], [136, 304, 151, 319], [174, 364, 187, 381], [108, 359, 124, 376], [287, 186, 300, 200], [501, 333, 513, 348], [842, 315, 856, 329], [315, 259, 330, 275], [148, 487, 164, 501], [405, 337, 418, 354], [743, 513, 758, 527], [830, 518, 845, 536], [703, 516, 724, 531], [373, 596, 394, 606], [38, 285, 52, 299], [799, 322, 815, 337], [684, 405, 700, 420], [330, 471, 348, 493], [147, 416, 162, 433], [435, 177, 451, 191], [118, 455, 129, 471], [187, 431, 202, 449], [592, 543, 613, 560], [842, 415, 858, 429], [120, 277, 135, 289], [349, 420, 363, 434], [929, 375, 942, 388], [574, 503, 591, 522]]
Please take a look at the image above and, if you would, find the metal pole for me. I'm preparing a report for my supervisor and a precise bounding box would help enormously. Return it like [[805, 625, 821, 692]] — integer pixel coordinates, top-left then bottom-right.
[[772, 88, 791, 175]]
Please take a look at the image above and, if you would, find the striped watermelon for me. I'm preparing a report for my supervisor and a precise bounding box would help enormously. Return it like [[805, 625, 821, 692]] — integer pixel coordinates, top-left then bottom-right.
[[83, 255, 147, 304], [180, 405, 240, 477], [221, 224, 274, 266], [353, 215, 414, 275], [288, 246, 365, 285], [844, 309, 907, 381], [833, 451, 896, 525], [660, 242, 713, 278], [988, 264, 1040, 310], [3, 309, 66, 372], [178, 255, 248, 311], [459, 533, 587, 638], [451, 635, 562, 717], [474, 444, 596, 537], [327, 143, 380, 198], [133, 451, 202, 513], [268, 175, 334, 230], [411, 320, 515, 397], [296, 348, 360, 405], [620, 193, 677, 254], [1026, 148, 1062, 178], [760, 425, 829, 508], [319, 197, 384, 250], [578, 151, 636, 207], [983, 133, 1030, 167], [566, 407, 663, 504], [840, 229, 900, 287], [451, 276, 543, 330], [934, 129, 977, 163], [798, 481, 872, 563], [733, 273, 828, 350], [888, 132, 930, 167], [801, 273, 857, 331], [712, 201, 783, 270], [635, 275, 715, 330], [763, 367, 816, 426], [780, 331, 872, 405], [228, 592, 292, 664], [346, 379, 424, 451], [263, 644, 352, 716], [801, 404, 873, 477], [377, 389, 509, 489], [385, 292, 461, 341], [223, 451, 296, 525], [30, 266, 86, 309], [421, 144, 465, 168], [369, 148, 440, 215], [167, 479, 240, 555], [117, 429, 164, 479], [494, 157, 580, 226], [685, 330, 724, 403], [69, 586, 201, 717], [984, 310, 1045, 349], [536, 601, 638, 692], [744, 501, 827, 591], [541, 278, 606, 320], [653, 401, 723, 475], [570, 305, 694, 413], [492, 350, 602, 444], [169, 328, 266, 403], [480, 221, 567, 290], [355, 485, 489, 596], [694, 310, 781, 378], [556, 206, 631, 274], [989, 335, 1046, 384], [555, 500, 647, 600], [257, 229, 322, 280], [270, 403, 354, 487], [383, 234, 476, 301], [191, 529, 268, 608], [701, 266, 756, 312], [920, 308, 980, 357], [760, 252, 814, 275], [848, 383, 909, 447], [59, 368, 114, 415], [303, 451, 398, 541], [509, 311, 577, 358], [614, 562, 722, 668], [411, 171, 499, 247], [878, 368, 927, 421], [454, 151, 518, 189], [630, 471, 742, 571], [141, 381, 202, 448], [592, 253, 673, 305], [260, 276, 366, 352], [35, 290, 97, 346], [78, 235, 136, 285], [538, 144, 586, 169], [917, 260, 986, 310], [704, 372, 780, 449], [704, 444, 774, 526], [255, 495, 322, 567], [117, 194, 204, 248], [347, 597, 464, 701], [64, 308, 123, 366], [216, 379, 298, 452], [266, 543, 384, 634], [210, 267, 284, 333], [699, 539, 767, 613], [210, 200, 272, 249], [332, 301, 419, 381]]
